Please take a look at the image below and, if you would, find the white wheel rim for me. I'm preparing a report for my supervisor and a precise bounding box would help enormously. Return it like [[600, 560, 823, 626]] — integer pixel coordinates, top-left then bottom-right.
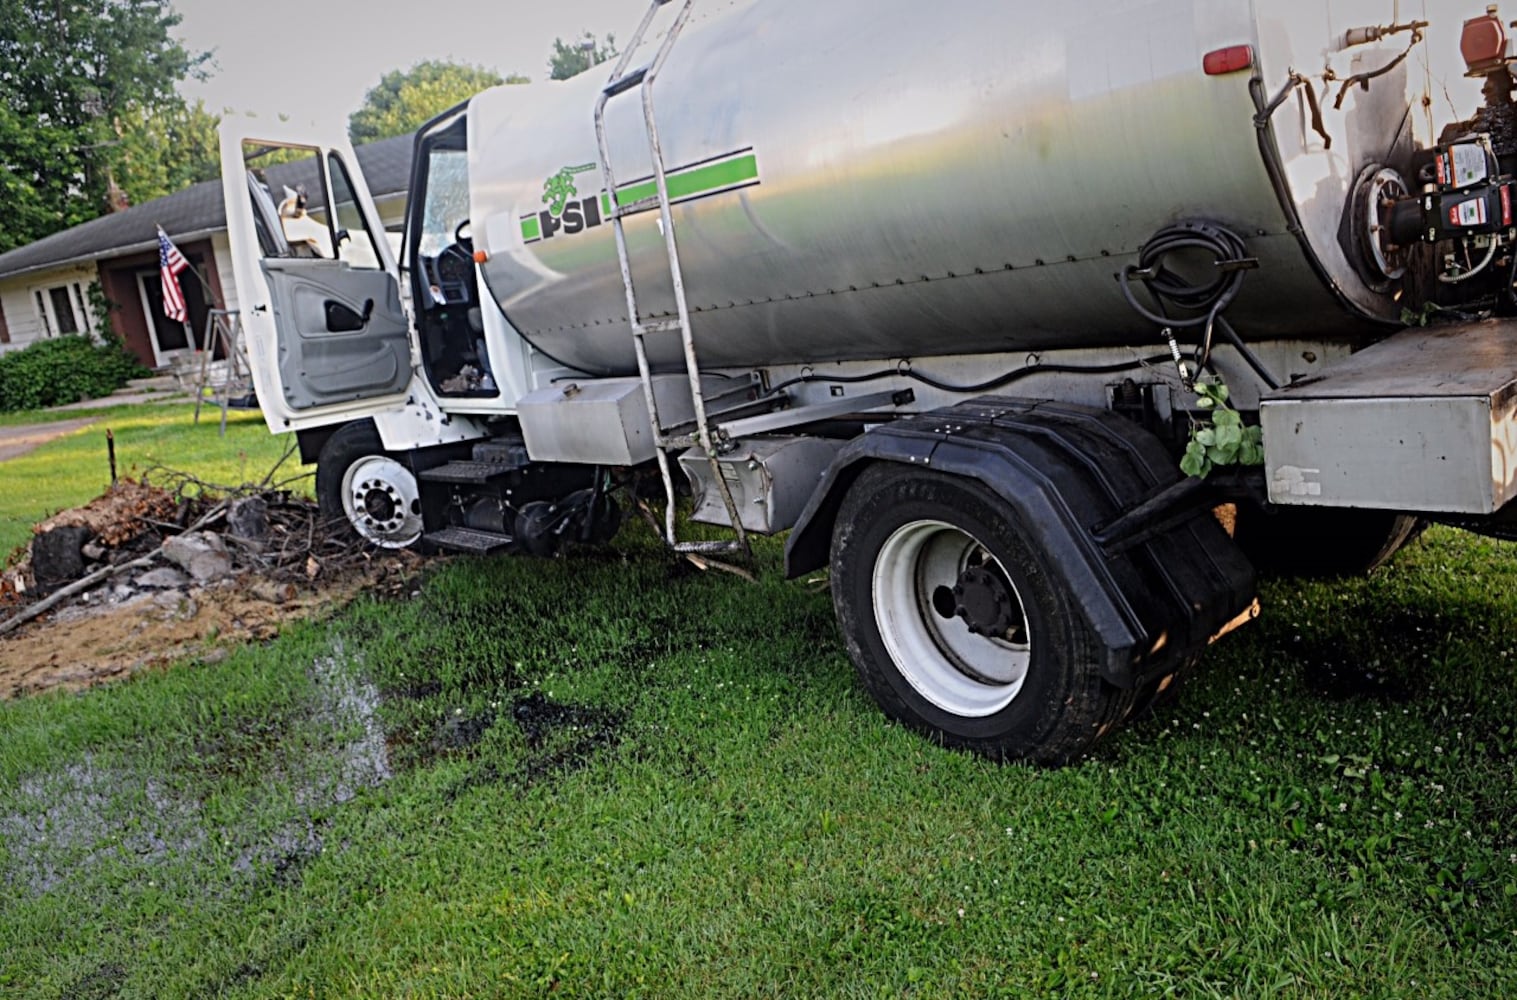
[[341, 456, 423, 548], [871, 519, 1031, 718]]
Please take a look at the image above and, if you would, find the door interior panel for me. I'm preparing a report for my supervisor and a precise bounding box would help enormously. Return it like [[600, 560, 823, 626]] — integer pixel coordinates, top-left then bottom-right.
[[262, 259, 410, 409]]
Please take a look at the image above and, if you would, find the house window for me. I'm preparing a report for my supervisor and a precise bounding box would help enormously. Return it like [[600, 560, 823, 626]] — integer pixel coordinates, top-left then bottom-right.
[[49, 287, 79, 334], [0, 299, 10, 344], [34, 291, 51, 337], [32, 280, 93, 338]]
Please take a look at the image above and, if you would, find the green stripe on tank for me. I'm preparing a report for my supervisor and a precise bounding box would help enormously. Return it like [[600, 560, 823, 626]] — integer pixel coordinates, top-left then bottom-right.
[[615, 152, 760, 208]]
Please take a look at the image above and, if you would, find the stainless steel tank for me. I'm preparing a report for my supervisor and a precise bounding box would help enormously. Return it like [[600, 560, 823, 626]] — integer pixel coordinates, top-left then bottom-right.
[[468, 0, 1436, 376]]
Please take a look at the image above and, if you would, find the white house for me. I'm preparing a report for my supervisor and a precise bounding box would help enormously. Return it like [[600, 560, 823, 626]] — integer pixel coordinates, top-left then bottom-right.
[[0, 134, 414, 370]]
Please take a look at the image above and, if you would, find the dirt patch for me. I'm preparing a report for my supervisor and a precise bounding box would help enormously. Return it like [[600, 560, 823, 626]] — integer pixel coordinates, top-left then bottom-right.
[[1, 475, 426, 699], [0, 558, 418, 699]]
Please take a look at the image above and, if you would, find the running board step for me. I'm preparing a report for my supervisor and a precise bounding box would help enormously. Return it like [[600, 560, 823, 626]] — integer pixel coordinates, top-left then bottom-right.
[[424, 527, 514, 556], [419, 461, 521, 485], [471, 439, 530, 467]]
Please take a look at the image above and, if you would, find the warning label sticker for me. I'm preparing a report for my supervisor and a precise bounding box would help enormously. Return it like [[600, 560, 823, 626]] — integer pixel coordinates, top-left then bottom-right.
[[1452, 144, 1489, 188], [1451, 197, 1489, 228]]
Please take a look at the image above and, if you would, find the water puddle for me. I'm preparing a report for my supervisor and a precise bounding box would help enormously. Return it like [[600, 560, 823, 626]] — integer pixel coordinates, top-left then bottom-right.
[[0, 637, 628, 902], [0, 757, 205, 896], [0, 644, 390, 900]]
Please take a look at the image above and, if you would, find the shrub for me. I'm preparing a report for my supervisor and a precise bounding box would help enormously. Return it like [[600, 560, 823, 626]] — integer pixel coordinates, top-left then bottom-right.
[[0, 335, 150, 412]]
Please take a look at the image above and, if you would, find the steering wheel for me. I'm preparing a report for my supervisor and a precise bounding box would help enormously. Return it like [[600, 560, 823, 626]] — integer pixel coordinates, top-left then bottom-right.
[[431, 222, 477, 306]]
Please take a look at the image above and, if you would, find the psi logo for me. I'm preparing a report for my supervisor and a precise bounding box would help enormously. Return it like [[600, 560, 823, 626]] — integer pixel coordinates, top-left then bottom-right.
[[520, 149, 761, 246]]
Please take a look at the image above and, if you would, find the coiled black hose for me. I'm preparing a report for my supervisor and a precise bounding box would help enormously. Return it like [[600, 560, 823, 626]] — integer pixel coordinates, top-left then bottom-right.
[[1119, 221, 1279, 388]]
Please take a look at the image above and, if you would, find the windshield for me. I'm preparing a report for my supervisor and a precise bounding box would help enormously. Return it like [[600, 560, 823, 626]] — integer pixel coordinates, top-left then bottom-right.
[[418, 149, 469, 259]]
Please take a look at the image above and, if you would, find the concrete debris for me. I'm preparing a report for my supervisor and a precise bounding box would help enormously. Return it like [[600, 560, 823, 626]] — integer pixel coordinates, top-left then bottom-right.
[[135, 568, 191, 590], [227, 497, 270, 550], [2, 473, 424, 673], [162, 531, 234, 584]]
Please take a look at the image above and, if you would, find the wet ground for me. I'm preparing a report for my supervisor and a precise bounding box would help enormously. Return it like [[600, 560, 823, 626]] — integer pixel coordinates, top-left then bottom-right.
[[0, 639, 624, 908], [0, 650, 390, 901]]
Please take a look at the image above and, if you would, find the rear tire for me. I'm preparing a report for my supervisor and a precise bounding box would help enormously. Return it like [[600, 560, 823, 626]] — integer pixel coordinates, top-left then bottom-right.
[[830, 465, 1132, 764], [315, 421, 424, 549]]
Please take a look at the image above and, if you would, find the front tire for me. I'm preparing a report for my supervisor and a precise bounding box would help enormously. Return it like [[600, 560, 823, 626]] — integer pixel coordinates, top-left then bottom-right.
[[315, 421, 424, 549], [830, 465, 1132, 764]]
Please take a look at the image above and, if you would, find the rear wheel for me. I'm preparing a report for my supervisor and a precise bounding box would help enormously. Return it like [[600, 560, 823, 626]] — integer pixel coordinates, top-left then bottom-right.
[[830, 465, 1132, 764], [315, 421, 424, 548]]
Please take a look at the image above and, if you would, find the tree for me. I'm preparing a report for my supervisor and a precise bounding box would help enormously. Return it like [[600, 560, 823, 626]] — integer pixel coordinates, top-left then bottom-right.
[[0, 0, 210, 252], [549, 33, 617, 81], [349, 60, 527, 144], [103, 98, 223, 210]]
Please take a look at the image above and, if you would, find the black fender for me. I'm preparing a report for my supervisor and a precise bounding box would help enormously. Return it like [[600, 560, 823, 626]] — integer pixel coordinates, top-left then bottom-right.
[[784, 397, 1256, 689]]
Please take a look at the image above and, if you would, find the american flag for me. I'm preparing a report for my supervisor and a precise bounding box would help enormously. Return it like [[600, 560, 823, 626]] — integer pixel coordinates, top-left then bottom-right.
[[157, 227, 189, 323]]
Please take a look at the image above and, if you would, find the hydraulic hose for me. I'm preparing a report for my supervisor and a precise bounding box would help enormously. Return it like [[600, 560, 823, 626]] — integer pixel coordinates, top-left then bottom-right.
[[1119, 221, 1279, 388]]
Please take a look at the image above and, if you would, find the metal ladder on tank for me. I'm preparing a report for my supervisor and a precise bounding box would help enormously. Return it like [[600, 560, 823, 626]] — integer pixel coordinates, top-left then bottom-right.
[[593, 0, 751, 559]]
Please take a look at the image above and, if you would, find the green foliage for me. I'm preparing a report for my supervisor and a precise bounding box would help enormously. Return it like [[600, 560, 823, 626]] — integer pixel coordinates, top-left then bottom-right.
[[0, 0, 210, 252], [348, 61, 526, 144], [0, 335, 148, 413], [1181, 379, 1264, 478], [549, 32, 617, 81], [104, 98, 223, 206]]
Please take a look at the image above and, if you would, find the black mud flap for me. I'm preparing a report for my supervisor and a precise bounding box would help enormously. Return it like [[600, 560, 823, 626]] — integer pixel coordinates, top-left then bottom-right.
[[785, 397, 1256, 689]]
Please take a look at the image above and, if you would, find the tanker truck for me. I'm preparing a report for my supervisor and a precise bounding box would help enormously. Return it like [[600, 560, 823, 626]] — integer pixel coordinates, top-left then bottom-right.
[[219, 0, 1517, 763]]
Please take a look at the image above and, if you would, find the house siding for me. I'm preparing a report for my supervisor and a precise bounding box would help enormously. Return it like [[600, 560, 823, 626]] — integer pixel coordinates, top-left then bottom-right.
[[0, 263, 101, 355]]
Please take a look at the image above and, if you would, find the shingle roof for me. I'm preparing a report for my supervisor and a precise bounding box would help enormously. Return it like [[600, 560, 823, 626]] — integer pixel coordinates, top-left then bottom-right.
[[0, 133, 415, 281]]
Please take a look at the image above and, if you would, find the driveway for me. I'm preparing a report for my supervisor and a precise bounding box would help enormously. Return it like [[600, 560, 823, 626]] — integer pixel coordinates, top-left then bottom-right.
[[0, 418, 99, 463]]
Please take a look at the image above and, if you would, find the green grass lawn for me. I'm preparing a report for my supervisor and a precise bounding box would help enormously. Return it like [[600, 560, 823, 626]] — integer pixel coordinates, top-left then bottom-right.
[[0, 404, 300, 561], [1, 407, 1514, 997]]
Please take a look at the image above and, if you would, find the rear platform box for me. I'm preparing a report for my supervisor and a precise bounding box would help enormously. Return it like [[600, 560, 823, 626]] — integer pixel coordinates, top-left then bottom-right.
[[1259, 320, 1517, 514]]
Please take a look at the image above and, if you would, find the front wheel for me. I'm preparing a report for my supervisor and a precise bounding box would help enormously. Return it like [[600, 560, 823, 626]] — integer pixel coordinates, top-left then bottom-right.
[[830, 465, 1132, 764], [315, 421, 424, 548]]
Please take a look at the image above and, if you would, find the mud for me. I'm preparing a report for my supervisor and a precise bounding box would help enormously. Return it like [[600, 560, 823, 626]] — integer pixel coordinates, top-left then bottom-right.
[[0, 559, 414, 700], [438, 693, 627, 801], [62, 961, 126, 1000]]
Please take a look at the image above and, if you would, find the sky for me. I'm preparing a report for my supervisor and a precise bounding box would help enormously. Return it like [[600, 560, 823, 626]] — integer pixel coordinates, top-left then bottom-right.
[[169, 0, 642, 133]]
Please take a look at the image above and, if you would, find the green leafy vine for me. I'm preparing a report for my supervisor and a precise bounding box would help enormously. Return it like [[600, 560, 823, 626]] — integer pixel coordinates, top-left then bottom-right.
[[1180, 380, 1263, 478]]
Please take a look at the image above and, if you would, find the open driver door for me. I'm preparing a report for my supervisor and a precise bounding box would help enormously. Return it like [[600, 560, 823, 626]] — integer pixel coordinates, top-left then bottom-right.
[[219, 122, 413, 432]]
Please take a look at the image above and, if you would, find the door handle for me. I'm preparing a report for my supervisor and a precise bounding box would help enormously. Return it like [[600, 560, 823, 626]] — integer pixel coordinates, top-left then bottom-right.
[[324, 299, 373, 333]]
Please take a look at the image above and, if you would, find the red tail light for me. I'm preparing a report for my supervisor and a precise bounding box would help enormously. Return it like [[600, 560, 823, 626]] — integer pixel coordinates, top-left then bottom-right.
[[1203, 45, 1254, 76]]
